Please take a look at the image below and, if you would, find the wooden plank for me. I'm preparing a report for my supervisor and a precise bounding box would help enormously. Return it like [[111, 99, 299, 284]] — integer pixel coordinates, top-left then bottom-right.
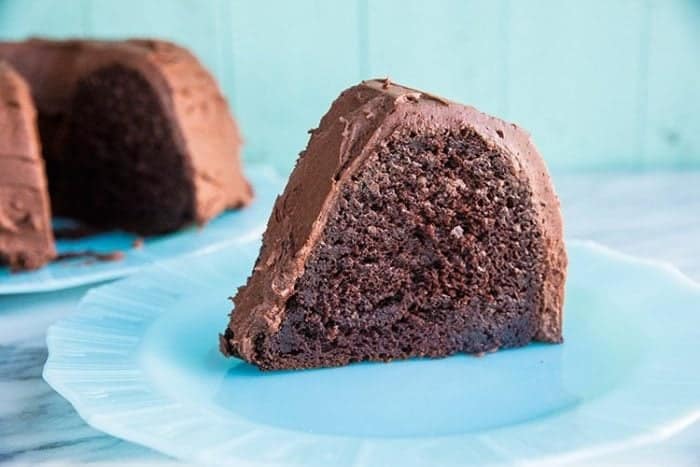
[[366, 0, 509, 117], [1, 0, 698, 172], [506, 0, 649, 171], [645, 0, 700, 168], [0, 0, 90, 38], [229, 0, 363, 174]]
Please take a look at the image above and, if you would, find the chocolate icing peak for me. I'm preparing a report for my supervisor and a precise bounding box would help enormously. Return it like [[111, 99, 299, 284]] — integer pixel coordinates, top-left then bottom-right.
[[362, 78, 451, 106]]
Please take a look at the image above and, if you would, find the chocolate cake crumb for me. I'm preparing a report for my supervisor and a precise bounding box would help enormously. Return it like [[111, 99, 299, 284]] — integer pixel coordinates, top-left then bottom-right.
[[449, 226, 464, 239]]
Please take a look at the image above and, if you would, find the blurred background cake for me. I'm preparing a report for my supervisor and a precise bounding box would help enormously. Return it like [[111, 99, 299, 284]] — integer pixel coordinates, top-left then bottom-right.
[[0, 38, 253, 270]]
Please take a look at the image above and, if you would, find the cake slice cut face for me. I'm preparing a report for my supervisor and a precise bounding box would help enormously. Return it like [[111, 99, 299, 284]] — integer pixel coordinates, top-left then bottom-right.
[[221, 80, 567, 370], [0, 62, 55, 270]]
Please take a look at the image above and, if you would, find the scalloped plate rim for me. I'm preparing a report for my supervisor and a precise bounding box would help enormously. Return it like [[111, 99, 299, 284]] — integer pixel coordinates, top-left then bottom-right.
[[42, 239, 700, 465]]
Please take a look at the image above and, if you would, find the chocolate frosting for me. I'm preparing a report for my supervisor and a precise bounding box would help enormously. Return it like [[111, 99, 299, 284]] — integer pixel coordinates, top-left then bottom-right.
[[0, 39, 253, 225], [223, 79, 567, 360], [0, 62, 55, 269]]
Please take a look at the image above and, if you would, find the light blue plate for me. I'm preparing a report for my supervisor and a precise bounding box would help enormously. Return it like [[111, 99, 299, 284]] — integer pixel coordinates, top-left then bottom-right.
[[0, 166, 283, 295], [44, 241, 700, 466]]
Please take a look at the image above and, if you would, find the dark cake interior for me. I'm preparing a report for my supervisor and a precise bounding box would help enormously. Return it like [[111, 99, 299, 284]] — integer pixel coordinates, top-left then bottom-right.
[[228, 126, 545, 369], [46, 65, 194, 235]]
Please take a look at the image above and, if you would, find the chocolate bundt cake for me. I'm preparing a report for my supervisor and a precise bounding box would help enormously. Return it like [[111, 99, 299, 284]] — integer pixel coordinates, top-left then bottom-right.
[[0, 62, 55, 270], [0, 39, 252, 238], [221, 79, 567, 370]]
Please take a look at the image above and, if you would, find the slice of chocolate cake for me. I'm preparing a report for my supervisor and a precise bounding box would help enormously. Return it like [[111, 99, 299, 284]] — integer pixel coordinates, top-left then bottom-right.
[[0, 62, 55, 270], [221, 79, 567, 370], [0, 39, 252, 236]]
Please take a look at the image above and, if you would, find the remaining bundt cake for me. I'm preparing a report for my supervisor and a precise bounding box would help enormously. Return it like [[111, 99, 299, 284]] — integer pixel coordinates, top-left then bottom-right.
[[0, 38, 252, 237], [0, 62, 55, 270], [221, 79, 567, 370]]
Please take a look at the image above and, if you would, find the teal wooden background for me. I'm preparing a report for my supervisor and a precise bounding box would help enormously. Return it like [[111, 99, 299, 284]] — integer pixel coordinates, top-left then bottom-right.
[[0, 0, 698, 174]]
